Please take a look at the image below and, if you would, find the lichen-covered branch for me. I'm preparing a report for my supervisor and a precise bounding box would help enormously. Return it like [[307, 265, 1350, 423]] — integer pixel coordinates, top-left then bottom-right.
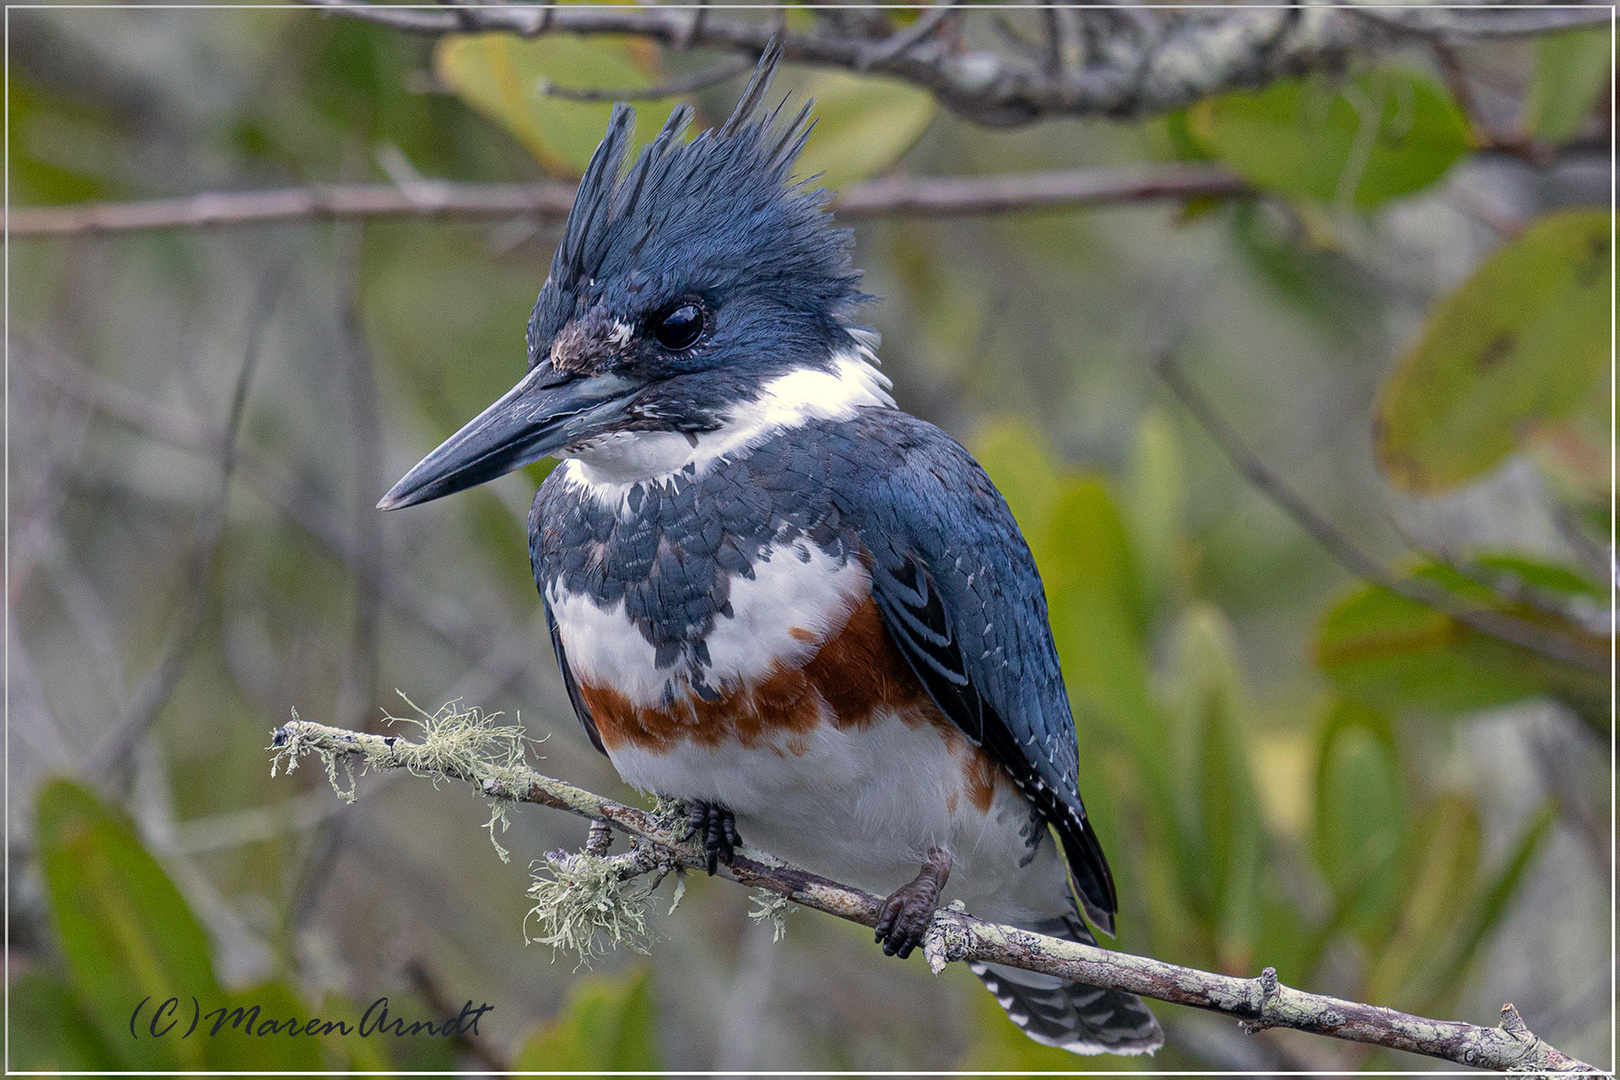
[[298, 0, 1610, 127], [268, 713, 1601, 1074]]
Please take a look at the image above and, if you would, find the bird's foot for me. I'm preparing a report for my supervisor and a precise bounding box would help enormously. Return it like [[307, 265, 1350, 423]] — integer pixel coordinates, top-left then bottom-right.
[[875, 847, 952, 959], [677, 799, 740, 875]]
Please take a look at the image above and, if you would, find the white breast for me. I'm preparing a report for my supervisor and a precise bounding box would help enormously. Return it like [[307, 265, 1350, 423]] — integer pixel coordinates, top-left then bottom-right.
[[546, 539, 868, 709]]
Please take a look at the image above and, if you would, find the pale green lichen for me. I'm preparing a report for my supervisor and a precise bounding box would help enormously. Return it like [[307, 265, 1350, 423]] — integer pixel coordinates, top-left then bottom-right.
[[384, 692, 533, 783], [385, 693, 539, 861], [273, 695, 541, 861], [666, 868, 687, 915], [525, 849, 657, 968], [748, 888, 798, 942], [645, 792, 692, 834], [270, 708, 358, 803]]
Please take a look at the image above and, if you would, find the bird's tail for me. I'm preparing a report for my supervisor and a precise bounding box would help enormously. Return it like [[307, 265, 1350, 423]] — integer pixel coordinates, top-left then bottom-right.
[[970, 908, 1163, 1056]]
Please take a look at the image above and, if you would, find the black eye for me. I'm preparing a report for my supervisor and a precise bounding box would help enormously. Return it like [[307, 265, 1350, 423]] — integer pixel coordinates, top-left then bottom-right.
[[652, 301, 704, 351]]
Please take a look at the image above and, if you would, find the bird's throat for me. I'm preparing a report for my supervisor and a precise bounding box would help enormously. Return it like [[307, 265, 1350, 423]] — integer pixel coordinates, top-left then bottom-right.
[[560, 348, 895, 499]]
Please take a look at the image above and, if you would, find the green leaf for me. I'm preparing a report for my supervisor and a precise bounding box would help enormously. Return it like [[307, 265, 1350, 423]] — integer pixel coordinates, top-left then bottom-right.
[[1167, 605, 1264, 973], [512, 966, 659, 1072], [1314, 559, 1609, 719], [1364, 793, 1481, 1006], [9, 75, 125, 205], [971, 419, 1063, 559], [1376, 209, 1612, 492], [1160, 108, 1217, 162], [1045, 478, 1149, 640], [1523, 28, 1612, 144], [37, 778, 222, 1070], [434, 34, 675, 177], [796, 71, 935, 189], [1123, 408, 1189, 611], [1193, 70, 1471, 209], [1045, 479, 1171, 809], [1043, 480, 1187, 917], [1406, 799, 1556, 1011], [1311, 703, 1406, 938], [7, 971, 124, 1071]]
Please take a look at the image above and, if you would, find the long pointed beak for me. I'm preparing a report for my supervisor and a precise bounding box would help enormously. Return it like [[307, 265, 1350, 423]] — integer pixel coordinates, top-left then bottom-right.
[[377, 366, 636, 510]]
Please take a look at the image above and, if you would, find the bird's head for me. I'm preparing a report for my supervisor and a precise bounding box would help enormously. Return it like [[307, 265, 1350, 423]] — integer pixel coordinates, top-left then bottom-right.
[[379, 43, 888, 510]]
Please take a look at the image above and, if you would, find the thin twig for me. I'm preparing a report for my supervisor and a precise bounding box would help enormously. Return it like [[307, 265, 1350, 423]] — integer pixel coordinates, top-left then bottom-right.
[[268, 717, 1604, 1075], [7, 180, 578, 235], [538, 55, 754, 103], [1428, 38, 1489, 145], [288, 219, 392, 931], [1386, 515, 1611, 635], [1155, 355, 1610, 677], [862, 0, 956, 68], [6, 163, 1252, 238], [676, 0, 706, 52]]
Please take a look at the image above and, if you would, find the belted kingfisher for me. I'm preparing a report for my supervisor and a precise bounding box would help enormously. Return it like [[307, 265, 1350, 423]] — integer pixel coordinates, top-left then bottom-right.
[[379, 44, 1162, 1057]]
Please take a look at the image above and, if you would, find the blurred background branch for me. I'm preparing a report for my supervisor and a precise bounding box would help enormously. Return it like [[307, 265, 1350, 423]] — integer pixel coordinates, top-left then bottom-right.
[[298, 0, 1611, 125], [8, 162, 1253, 236]]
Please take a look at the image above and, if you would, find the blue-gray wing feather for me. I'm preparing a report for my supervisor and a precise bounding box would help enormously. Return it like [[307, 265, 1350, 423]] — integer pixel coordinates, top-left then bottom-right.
[[832, 411, 1117, 932]]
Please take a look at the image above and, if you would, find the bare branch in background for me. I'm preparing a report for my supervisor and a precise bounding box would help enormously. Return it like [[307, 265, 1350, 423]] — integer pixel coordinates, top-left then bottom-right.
[[861, 0, 958, 69], [268, 716, 1605, 1075], [295, 0, 1609, 127], [1346, 6, 1616, 40], [6, 163, 1252, 238], [7, 180, 574, 236], [1155, 355, 1611, 679], [539, 55, 755, 102]]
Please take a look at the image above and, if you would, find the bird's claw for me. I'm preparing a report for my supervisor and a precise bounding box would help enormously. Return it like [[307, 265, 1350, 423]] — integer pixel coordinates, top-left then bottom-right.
[[874, 884, 934, 959], [874, 848, 951, 959], [677, 799, 739, 875]]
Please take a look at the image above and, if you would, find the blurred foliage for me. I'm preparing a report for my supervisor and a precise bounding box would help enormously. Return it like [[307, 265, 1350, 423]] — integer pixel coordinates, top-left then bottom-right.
[[1316, 557, 1609, 726], [794, 70, 936, 189], [8, 8, 1610, 1072], [434, 33, 676, 177], [27, 780, 331, 1069], [965, 403, 1587, 1064], [512, 967, 660, 1071], [1189, 69, 1472, 209], [21, 778, 647, 1071], [1375, 208, 1612, 493], [1523, 28, 1614, 145], [8, 77, 126, 205]]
